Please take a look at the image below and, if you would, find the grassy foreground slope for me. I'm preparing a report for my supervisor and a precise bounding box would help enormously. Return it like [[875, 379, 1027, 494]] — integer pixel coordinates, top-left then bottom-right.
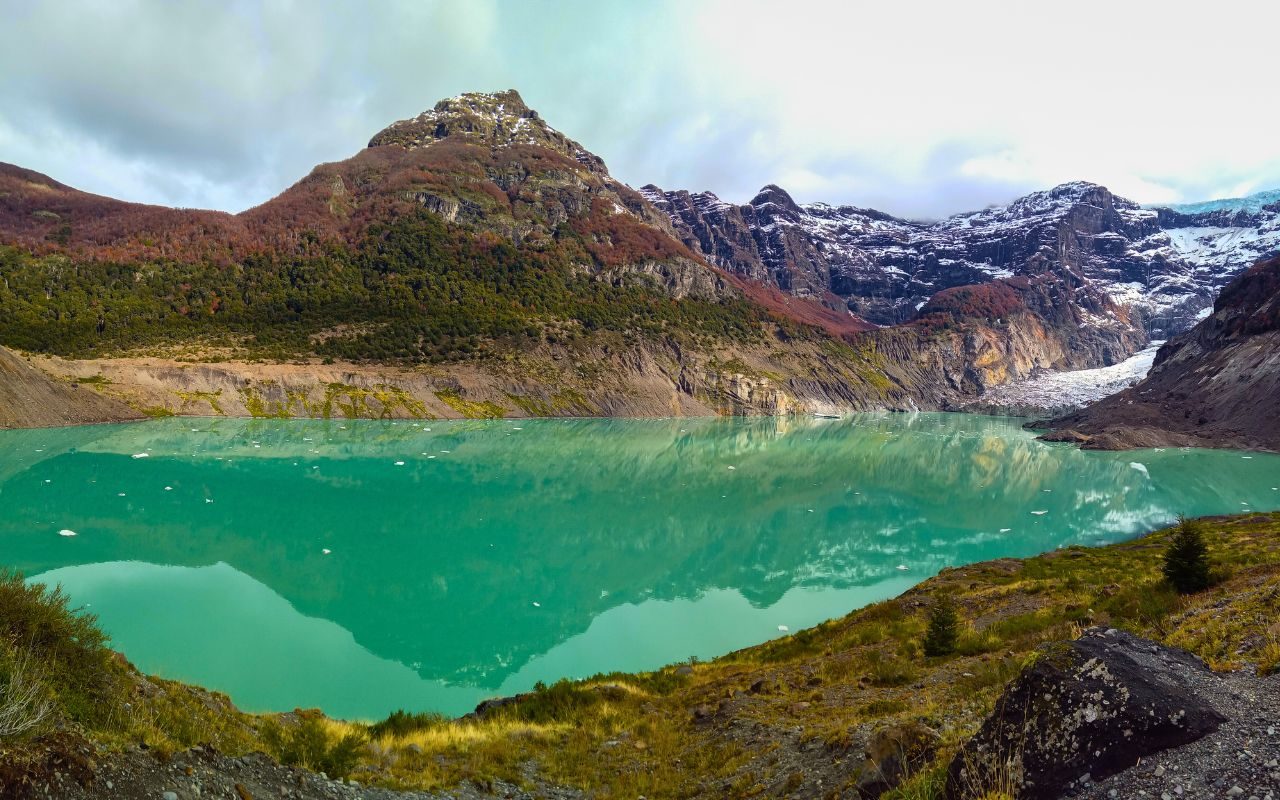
[[2, 514, 1277, 798]]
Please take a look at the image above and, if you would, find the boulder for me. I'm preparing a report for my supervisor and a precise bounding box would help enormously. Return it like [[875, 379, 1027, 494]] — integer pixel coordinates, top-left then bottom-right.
[[945, 627, 1225, 799], [856, 721, 941, 798]]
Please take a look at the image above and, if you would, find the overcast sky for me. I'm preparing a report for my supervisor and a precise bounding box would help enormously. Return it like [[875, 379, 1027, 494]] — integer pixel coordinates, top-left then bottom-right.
[[2, 0, 1278, 219]]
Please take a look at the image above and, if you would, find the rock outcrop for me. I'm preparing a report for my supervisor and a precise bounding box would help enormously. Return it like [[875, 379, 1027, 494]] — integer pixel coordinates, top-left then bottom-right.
[[945, 628, 1226, 799], [0, 346, 139, 428], [1043, 255, 1280, 451]]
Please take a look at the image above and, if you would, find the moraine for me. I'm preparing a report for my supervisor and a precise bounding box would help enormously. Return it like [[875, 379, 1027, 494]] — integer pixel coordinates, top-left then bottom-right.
[[2, 413, 1278, 719]]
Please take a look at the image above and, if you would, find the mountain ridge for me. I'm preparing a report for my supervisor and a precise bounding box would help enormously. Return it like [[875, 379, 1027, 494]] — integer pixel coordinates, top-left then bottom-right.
[[0, 89, 1270, 427], [646, 178, 1280, 336]]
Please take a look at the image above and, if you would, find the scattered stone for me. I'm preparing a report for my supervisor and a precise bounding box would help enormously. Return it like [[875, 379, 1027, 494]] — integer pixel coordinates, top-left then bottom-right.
[[855, 721, 940, 798]]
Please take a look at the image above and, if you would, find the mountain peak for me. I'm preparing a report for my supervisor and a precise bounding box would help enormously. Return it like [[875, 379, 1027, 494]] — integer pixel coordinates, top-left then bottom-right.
[[750, 184, 801, 214], [368, 88, 606, 173]]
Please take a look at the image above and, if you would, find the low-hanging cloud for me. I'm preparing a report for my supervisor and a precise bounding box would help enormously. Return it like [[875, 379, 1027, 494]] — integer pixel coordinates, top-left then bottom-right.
[[2, 0, 1278, 219]]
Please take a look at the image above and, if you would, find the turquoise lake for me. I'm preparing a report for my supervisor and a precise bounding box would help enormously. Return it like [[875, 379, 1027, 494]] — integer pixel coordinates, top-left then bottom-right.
[[1, 413, 1278, 720]]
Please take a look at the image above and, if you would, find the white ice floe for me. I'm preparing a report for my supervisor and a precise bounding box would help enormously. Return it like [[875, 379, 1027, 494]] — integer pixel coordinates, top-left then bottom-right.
[[131, 453, 149, 459], [1031, 510, 1048, 516], [531, 601, 541, 608], [58, 529, 77, 537], [394, 461, 405, 466], [777, 625, 790, 632], [322, 548, 331, 555], [999, 528, 1012, 533], [164, 486, 173, 491], [896, 564, 909, 571]]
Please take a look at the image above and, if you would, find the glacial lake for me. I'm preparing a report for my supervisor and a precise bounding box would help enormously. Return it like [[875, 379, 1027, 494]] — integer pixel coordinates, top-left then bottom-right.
[[1, 413, 1278, 720]]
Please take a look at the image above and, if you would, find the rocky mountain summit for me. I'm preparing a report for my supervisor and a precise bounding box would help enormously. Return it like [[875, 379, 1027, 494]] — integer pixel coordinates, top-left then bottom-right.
[[369, 89, 607, 174], [644, 180, 1280, 338]]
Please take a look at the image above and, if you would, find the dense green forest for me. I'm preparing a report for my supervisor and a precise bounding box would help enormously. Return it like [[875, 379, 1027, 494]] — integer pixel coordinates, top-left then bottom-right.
[[0, 212, 768, 362]]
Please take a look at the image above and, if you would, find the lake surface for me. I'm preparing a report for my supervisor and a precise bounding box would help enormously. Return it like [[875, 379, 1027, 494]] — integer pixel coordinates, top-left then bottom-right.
[[1, 413, 1278, 719]]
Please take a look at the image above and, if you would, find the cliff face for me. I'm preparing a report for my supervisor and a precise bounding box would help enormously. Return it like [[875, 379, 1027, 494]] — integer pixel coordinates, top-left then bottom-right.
[[1044, 256, 1280, 451], [645, 181, 1280, 337], [0, 346, 140, 429]]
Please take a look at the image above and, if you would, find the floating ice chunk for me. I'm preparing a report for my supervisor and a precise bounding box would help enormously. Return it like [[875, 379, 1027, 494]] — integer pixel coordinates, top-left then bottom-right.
[[896, 564, 909, 571], [394, 461, 405, 466], [999, 528, 1012, 533], [117, 493, 126, 497], [1031, 510, 1048, 516], [322, 548, 331, 555], [1242, 456, 1253, 459], [1129, 462, 1149, 476], [131, 453, 149, 459], [777, 625, 789, 632], [600, 590, 608, 598], [531, 601, 541, 608], [727, 466, 736, 470], [1042, 489, 1052, 492], [58, 529, 77, 537], [205, 498, 214, 503], [512, 427, 522, 430], [164, 486, 173, 491]]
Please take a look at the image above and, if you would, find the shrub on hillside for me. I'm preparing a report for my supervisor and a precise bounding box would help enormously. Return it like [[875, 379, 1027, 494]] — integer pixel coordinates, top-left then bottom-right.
[[262, 717, 364, 779], [1163, 516, 1211, 594], [0, 569, 116, 731], [368, 709, 447, 739], [922, 595, 961, 657]]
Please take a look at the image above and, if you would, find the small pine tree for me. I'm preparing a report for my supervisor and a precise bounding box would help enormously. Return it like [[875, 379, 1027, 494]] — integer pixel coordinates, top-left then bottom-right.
[[1163, 515, 1211, 594], [923, 594, 960, 657]]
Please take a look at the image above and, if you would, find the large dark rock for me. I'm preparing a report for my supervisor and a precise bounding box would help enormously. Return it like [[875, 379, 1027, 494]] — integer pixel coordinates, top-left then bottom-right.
[[944, 627, 1226, 799]]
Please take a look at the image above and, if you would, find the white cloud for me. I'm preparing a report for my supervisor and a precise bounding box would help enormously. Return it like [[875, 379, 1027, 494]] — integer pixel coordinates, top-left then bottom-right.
[[1, 0, 1278, 218]]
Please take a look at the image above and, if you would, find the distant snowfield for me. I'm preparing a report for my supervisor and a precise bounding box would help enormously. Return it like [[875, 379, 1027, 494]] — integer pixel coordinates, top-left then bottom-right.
[[979, 342, 1164, 412]]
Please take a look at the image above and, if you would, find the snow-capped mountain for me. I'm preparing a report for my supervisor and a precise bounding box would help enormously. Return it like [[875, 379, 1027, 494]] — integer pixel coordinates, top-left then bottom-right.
[[643, 181, 1280, 338]]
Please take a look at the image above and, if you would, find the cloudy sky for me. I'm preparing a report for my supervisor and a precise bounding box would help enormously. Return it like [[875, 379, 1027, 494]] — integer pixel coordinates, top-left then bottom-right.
[[2, 0, 1277, 219]]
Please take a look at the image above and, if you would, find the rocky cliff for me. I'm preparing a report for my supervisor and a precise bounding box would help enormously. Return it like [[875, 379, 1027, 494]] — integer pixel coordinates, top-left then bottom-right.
[[644, 181, 1280, 337], [1044, 255, 1280, 451], [0, 345, 139, 429]]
